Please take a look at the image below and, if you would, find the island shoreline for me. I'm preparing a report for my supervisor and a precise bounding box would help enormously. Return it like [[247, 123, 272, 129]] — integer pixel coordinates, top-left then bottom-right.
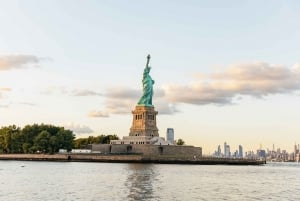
[[0, 154, 266, 165]]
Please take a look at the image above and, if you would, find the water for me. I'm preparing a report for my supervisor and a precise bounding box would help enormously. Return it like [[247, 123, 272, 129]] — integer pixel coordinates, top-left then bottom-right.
[[0, 161, 300, 201]]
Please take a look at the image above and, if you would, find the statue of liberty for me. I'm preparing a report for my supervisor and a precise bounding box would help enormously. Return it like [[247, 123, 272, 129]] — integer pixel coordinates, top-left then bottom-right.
[[137, 54, 154, 107]]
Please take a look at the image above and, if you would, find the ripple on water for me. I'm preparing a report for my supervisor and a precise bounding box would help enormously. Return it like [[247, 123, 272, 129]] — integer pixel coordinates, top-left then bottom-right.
[[0, 162, 300, 200]]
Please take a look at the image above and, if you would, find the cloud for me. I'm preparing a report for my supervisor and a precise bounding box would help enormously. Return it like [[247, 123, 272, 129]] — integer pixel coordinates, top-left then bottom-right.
[[41, 86, 102, 97], [165, 62, 300, 105], [156, 101, 180, 115], [88, 88, 140, 117], [89, 87, 179, 117], [64, 123, 94, 134], [0, 88, 11, 92], [106, 87, 140, 99], [40, 86, 68, 95], [0, 101, 36, 108], [0, 54, 44, 70], [0, 104, 9, 108], [17, 102, 36, 106], [88, 110, 109, 118], [71, 89, 102, 96], [0, 87, 12, 99]]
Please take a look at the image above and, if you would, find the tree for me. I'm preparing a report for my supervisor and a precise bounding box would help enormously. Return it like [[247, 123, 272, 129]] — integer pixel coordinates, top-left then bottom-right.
[[34, 130, 50, 153], [49, 136, 58, 154], [73, 134, 119, 148], [0, 124, 75, 154], [176, 139, 185, 145], [22, 143, 31, 154], [56, 129, 74, 152], [0, 125, 22, 153]]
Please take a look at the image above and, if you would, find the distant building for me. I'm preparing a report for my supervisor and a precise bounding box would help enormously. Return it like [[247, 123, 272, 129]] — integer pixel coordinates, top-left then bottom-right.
[[294, 144, 300, 162], [217, 145, 221, 157], [257, 149, 266, 158], [166, 128, 175, 143], [71, 149, 92, 154], [224, 142, 230, 158], [227, 145, 231, 157], [296, 154, 300, 162], [233, 150, 239, 158], [224, 142, 227, 157], [59, 149, 67, 153], [239, 145, 243, 158], [213, 145, 222, 157]]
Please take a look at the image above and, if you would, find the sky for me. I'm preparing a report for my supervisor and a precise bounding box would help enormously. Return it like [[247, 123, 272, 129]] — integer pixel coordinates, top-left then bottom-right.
[[0, 0, 300, 154]]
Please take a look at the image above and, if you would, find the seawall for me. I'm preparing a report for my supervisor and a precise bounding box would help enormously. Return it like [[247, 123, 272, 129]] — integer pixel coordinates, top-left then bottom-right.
[[0, 154, 266, 165]]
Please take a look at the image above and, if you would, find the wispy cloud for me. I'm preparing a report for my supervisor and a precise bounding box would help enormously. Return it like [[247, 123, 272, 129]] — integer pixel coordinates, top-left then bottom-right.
[[40, 86, 68, 95], [0, 104, 9, 108], [64, 123, 94, 134], [0, 88, 11, 92], [71, 89, 102, 96], [164, 62, 300, 105], [17, 102, 37, 106], [106, 87, 140, 99], [88, 110, 109, 118], [0, 87, 12, 99], [0, 54, 45, 70], [156, 101, 180, 114], [41, 86, 102, 97], [0, 101, 36, 108]]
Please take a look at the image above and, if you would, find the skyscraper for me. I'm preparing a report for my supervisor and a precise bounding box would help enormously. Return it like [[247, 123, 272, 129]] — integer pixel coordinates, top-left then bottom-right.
[[166, 128, 174, 143], [239, 145, 243, 158], [224, 142, 230, 158], [224, 142, 227, 157], [217, 145, 221, 157]]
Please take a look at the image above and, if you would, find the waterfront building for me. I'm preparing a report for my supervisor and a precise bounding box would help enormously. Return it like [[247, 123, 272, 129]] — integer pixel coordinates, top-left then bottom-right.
[[213, 145, 222, 157], [245, 151, 255, 159], [243, 144, 300, 162], [296, 153, 300, 162], [71, 149, 92, 154], [213, 143, 244, 158], [257, 149, 266, 158], [294, 144, 300, 162]]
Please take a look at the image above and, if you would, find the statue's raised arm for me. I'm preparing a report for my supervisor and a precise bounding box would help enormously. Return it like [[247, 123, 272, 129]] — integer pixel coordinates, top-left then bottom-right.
[[145, 54, 151, 69], [137, 54, 155, 107]]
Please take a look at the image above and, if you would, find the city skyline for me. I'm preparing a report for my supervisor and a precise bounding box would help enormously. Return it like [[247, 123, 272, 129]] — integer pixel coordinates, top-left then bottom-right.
[[212, 141, 299, 159], [1, 1, 300, 154]]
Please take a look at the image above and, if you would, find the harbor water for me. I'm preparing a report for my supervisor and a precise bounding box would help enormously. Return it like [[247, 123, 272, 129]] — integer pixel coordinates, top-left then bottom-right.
[[0, 161, 299, 200]]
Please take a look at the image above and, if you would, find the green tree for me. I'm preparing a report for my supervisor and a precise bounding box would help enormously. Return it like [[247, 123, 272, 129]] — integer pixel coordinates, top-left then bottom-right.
[[56, 129, 74, 152], [49, 136, 58, 154], [0, 125, 22, 153], [73, 134, 119, 148], [22, 143, 31, 154], [73, 138, 88, 149], [0, 124, 75, 154], [176, 139, 185, 145], [34, 130, 50, 153]]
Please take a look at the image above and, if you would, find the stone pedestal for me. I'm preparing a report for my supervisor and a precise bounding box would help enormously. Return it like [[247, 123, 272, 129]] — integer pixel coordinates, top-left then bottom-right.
[[129, 105, 159, 138]]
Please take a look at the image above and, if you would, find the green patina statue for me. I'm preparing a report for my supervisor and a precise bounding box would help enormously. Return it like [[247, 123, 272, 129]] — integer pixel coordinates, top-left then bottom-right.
[[137, 54, 155, 107]]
